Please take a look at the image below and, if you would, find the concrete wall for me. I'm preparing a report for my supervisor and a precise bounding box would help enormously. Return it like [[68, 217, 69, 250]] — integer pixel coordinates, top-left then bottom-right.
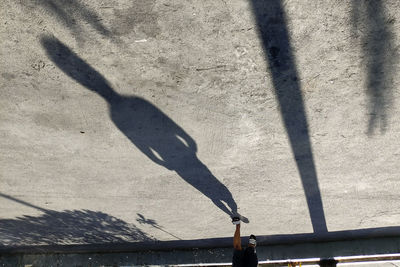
[[1, 0, 400, 249]]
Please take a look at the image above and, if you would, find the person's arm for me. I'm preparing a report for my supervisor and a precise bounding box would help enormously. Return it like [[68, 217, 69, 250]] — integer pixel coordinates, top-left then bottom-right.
[[135, 144, 172, 170], [174, 127, 197, 152], [233, 224, 242, 250]]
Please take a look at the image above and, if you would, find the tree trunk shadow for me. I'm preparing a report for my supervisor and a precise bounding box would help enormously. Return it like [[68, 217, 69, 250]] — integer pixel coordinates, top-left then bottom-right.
[[249, 0, 327, 233]]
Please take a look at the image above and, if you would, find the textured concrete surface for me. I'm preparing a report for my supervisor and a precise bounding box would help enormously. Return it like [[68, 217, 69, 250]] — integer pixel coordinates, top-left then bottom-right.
[[2, 237, 400, 266], [1, 0, 400, 250]]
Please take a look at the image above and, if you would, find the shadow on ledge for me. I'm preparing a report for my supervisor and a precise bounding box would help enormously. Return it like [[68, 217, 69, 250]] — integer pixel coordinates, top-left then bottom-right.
[[1, 225, 400, 255]]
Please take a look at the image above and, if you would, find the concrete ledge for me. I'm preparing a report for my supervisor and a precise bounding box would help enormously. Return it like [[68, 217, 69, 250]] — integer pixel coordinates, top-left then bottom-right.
[[1, 226, 400, 255], [1, 237, 400, 266], [1, 231, 400, 266]]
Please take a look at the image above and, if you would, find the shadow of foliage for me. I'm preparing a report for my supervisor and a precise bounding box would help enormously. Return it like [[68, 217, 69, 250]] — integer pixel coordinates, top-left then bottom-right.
[[351, 0, 397, 135], [24, 0, 112, 41], [0, 209, 154, 246]]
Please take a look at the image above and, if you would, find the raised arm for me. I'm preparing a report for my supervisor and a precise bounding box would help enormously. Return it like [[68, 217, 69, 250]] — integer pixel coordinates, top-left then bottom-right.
[[174, 126, 198, 153], [135, 143, 172, 170]]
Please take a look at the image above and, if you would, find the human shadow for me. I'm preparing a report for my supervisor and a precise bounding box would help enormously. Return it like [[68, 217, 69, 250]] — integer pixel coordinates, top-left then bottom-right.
[[0, 193, 154, 246], [40, 36, 246, 222], [351, 0, 397, 136], [249, 0, 327, 232]]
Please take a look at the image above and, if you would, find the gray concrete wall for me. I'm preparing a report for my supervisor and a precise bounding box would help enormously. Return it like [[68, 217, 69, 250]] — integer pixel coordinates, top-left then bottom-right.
[[1, 0, 400, 251], [1, 237, 400, 266]]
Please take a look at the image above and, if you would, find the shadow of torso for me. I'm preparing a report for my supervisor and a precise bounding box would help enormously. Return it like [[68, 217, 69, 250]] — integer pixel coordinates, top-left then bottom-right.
[[109, 96, 234, 206], [110, 96, 196, 170]]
